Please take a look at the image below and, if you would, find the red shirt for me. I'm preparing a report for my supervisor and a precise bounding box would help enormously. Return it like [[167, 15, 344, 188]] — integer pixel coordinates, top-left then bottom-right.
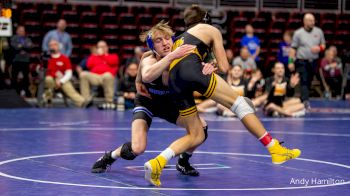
[[87, 54, 119, 76], [320, 58, 342, 78], [46, 54, 72, 78]]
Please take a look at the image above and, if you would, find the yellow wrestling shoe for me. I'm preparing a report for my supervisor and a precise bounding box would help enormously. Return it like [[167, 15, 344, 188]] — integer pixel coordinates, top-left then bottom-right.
[[268, 139, 301, 164], [144, 157, 166, 186]]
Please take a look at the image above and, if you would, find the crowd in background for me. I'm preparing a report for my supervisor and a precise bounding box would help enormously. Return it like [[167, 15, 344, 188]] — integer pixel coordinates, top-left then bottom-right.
[[1, 8, 350, 117]]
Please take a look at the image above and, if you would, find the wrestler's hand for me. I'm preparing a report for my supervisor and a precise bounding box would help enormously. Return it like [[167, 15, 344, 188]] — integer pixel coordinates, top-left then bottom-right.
[[201, 62, 218, 75], [170, 44, 196, 60], [136, 82, 151, 99]]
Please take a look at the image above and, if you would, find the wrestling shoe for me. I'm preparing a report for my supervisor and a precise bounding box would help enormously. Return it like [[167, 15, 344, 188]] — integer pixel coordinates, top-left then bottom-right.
[[176, 162, 199, 176], [176, 153, 199, 176], [144, 158, 164, 186], [91, 151, 116, 173], [268, 139, 301, 164]]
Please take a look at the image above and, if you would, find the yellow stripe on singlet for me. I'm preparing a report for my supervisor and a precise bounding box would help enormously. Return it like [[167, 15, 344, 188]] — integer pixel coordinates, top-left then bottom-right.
[[179, 106, 197, 117], [169, 48, 204, 71], [203, 74, 217, 98]]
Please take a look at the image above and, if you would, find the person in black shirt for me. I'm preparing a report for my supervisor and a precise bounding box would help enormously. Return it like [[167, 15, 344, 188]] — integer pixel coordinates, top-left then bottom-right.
[[263, 62, 305, 117], [119, 62, 138, 109], [10, 26, 32, 96]]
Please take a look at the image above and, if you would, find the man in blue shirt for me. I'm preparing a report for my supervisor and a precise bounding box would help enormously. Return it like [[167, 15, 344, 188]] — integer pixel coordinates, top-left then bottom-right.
[[42, 19, 72, 57], [240, 24, 260, 62]]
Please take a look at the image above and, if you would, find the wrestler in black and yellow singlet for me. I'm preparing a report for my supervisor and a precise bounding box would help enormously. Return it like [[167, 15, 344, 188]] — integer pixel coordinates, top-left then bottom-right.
[[169, 30, 217, 117]]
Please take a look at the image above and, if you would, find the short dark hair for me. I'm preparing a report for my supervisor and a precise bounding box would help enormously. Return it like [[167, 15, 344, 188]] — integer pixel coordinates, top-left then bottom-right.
[[183, 5, 207, 27]]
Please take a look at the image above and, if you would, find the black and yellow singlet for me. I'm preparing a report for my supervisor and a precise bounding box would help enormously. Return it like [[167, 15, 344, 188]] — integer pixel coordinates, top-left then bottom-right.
[[168, 31, 218, 117]]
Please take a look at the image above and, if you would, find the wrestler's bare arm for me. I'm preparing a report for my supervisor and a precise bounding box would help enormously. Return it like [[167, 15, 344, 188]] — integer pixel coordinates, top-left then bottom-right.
[[209, 26, 230, 73], [141, 45, 195, 83]]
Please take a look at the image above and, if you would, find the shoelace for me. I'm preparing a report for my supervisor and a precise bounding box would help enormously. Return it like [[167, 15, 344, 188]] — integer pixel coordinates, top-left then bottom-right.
[[151, 159, 162, 181], [278, 141, 295, 159], [178, 162, 197, 174]]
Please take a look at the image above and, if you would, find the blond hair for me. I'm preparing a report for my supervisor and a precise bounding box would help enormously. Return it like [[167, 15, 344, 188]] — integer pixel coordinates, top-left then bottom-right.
[[140, 20, 174, 42]]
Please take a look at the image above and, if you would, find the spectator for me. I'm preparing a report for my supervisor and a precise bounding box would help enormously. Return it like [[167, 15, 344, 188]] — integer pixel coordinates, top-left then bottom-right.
[[320, 48, 343, 98], [328, 45, 339, 57], [240, 24, 260, 62], [263, 62, 304, 117], [42, 19, 72, 57], [119, 62, 138, 109], [125, 46, 145, 66], [117, 46, 145, 101], [76, 46, 97, 75], [44, 39, 86, 107], [289, 13, 326, 107], [278, 31, 293, 71], [217, 64, 249, 117], [247, 69, 264, 101], [341, 42, 350, 100], [233, 47, 257, 79], [80, 40, 119, 104], [10, 25, 32, 97]]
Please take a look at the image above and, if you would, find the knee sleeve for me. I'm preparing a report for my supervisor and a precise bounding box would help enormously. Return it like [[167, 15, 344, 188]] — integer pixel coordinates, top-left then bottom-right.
[[120, 142, 137, 160], [203, 125, 208, 141], [230, 96, 255, 120], [244, 97, 256, 112]]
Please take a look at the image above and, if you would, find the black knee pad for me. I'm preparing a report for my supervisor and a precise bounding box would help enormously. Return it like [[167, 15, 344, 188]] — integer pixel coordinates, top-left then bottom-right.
[[203, 125, 208, 142], [120, 142, 137, 160]]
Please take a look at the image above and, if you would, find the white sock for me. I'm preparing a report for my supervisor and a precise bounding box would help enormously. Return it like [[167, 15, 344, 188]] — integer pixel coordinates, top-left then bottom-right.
[[160, 148, 175, 161], [111, 150, 119, 159], [266, 139, 275, 148]]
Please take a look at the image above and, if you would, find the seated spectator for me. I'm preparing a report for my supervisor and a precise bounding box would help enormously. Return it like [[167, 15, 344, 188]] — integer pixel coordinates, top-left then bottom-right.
[[119, 62, 138, 109], [262, 62, 305, 117], [278, 31, 292, 73], [341, 42, 350, 100], [216, 64, 250, 117], [247, 69, 265, 103], [10, 25, 32, 97], [320, 48, 343, 98], [42, 19, 72, 57], [79, 40, 119, 104], [44, 39, 86, 107], [76, 46, 97, 75], [233, 47, 257, 79], [240, 24, 260, 62], [226, 64, 249, 96], [116, 46, 145, 102], [125, 46, 145, 66]]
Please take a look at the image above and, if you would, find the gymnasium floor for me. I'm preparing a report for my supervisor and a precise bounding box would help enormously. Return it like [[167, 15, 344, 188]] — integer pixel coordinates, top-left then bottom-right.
[[0, 100, 349, 195]]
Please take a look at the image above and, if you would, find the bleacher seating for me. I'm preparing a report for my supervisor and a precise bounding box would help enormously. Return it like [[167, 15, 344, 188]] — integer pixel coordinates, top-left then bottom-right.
[[12, 2, 349, 69]]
